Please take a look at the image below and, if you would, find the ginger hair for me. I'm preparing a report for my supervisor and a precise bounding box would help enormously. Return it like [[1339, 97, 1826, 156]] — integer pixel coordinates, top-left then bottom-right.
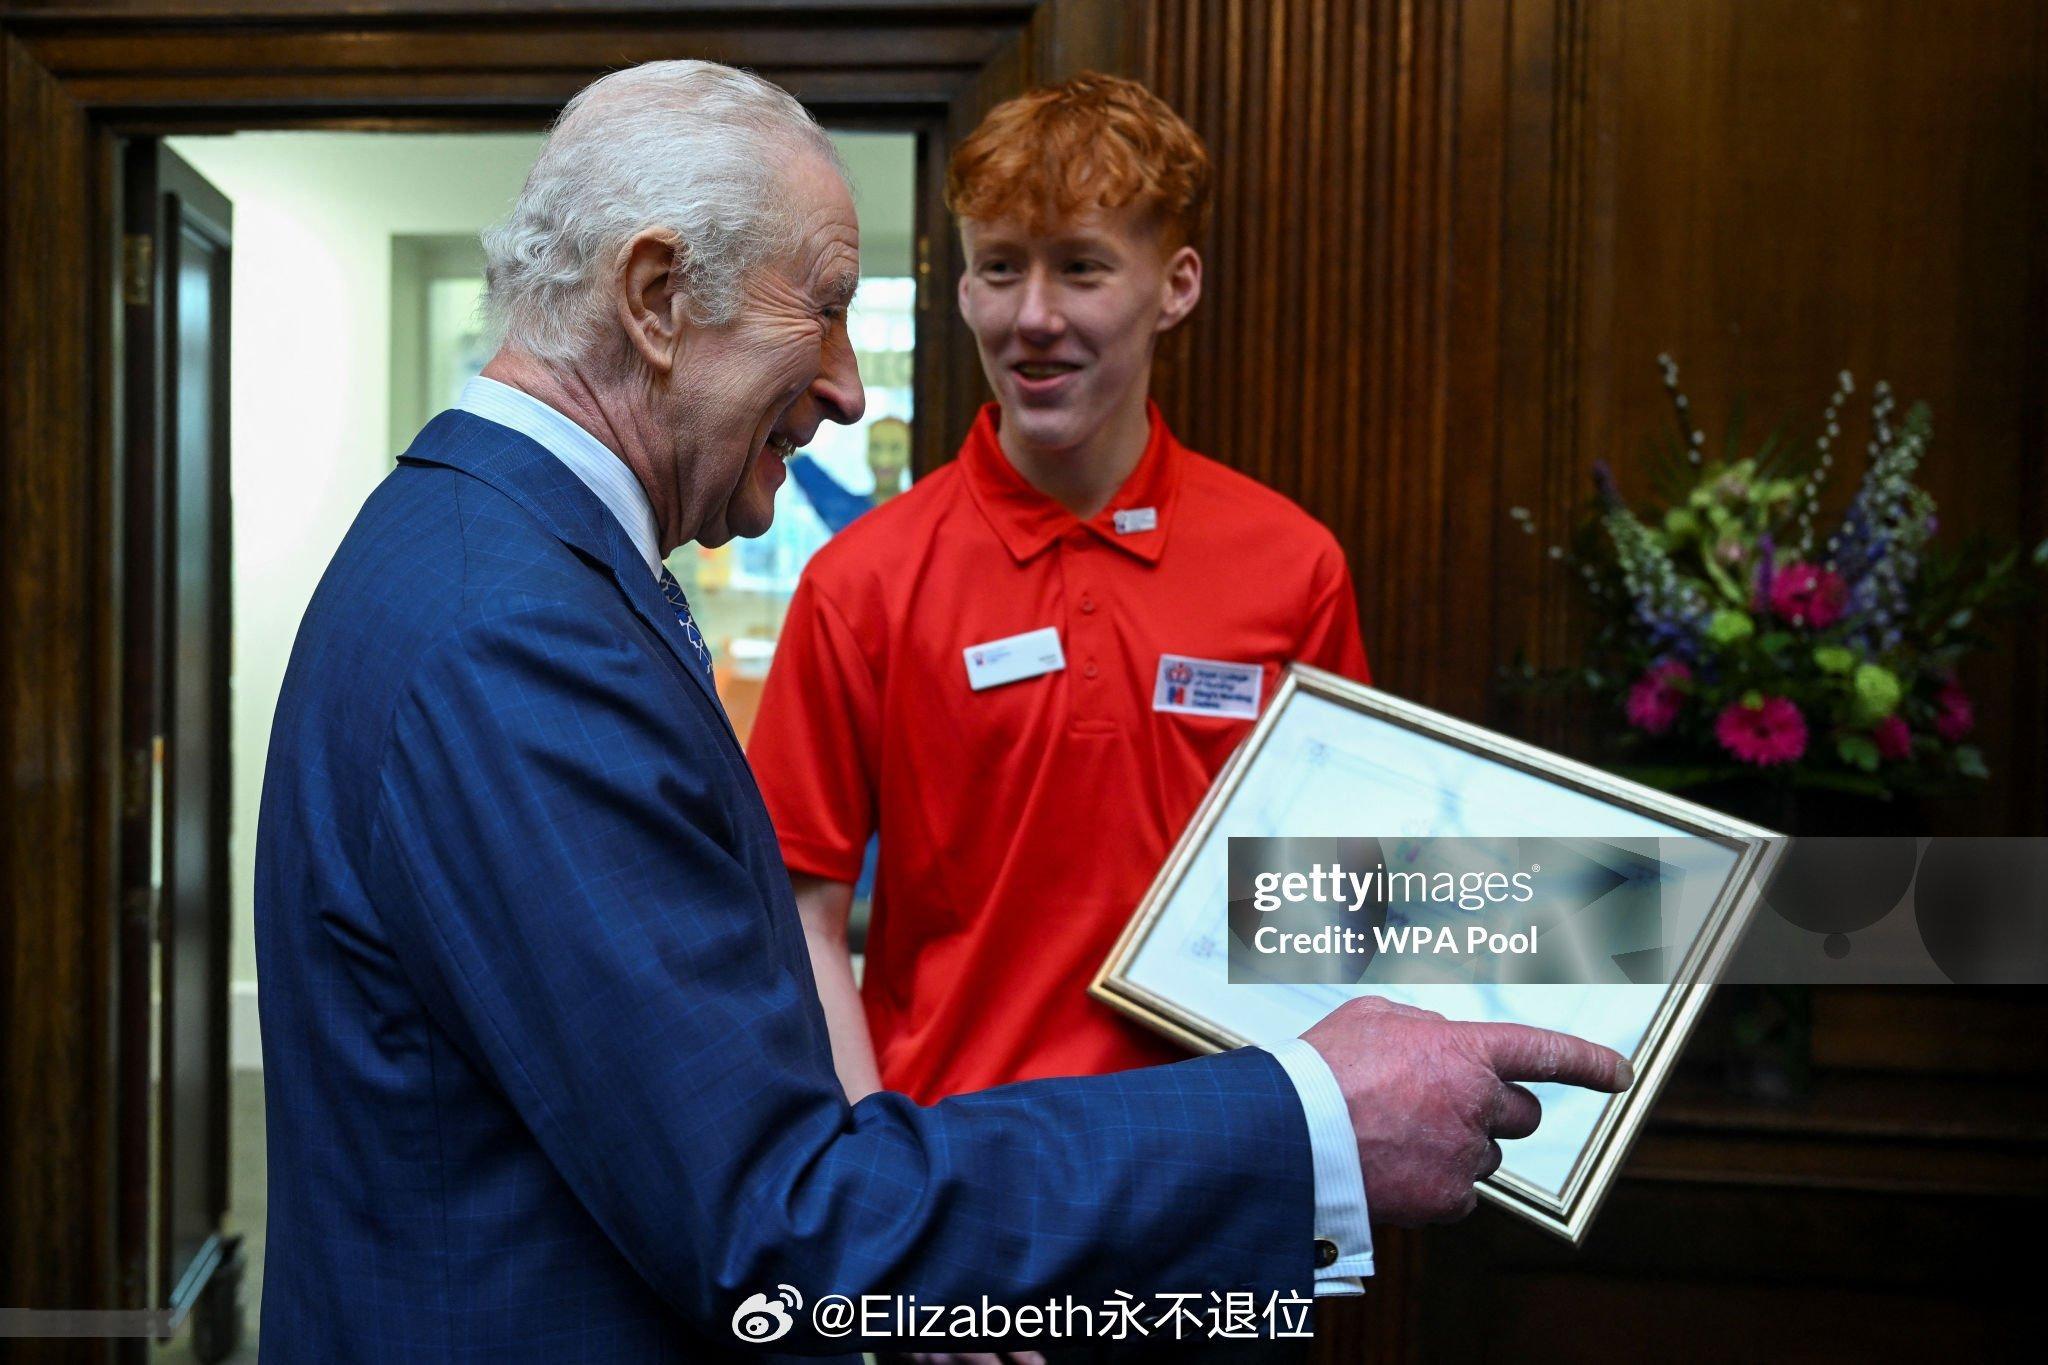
[[946, 72, 1211, 249]]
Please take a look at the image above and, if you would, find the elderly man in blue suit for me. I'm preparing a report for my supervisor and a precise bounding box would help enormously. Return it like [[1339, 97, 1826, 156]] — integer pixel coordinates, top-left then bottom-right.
[[255, 60, 1629, 1361]]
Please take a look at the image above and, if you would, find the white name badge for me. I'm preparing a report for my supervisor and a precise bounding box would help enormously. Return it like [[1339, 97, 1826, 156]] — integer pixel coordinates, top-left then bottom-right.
[[1113, 506, 1158, 535], [1153, 652, 1263, 718], [964, 626, 1066, 692]]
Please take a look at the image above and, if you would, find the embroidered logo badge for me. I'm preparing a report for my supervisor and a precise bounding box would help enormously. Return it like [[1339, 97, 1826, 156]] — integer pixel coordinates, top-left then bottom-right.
[[1153, 653, 1262, 718]]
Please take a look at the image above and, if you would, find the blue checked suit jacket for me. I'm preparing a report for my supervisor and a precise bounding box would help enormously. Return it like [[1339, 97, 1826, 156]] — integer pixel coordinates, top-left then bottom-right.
[[254, 410, 1317, 1361]]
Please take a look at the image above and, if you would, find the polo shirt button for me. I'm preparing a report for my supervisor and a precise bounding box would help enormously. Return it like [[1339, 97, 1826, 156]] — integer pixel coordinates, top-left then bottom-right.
[[1083, 661, 1099, 679], [1314, 1238, 1339, 1269], [1080, 597, 1097, 613]]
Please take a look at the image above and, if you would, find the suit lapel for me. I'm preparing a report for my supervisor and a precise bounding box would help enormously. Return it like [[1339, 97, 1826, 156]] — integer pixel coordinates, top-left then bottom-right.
[[613, 568, 731, 725], [399, 410, 739, 746]]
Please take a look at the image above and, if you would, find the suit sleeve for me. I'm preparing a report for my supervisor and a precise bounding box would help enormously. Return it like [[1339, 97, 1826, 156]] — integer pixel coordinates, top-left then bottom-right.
[[1295, 544, 1372, 685], [368, 596, 1316, 1353], [745, 574, 877, 884]]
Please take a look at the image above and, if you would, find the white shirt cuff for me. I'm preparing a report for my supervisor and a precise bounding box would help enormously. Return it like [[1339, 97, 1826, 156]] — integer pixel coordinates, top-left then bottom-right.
[[1265, 1037, 1374, 1292]]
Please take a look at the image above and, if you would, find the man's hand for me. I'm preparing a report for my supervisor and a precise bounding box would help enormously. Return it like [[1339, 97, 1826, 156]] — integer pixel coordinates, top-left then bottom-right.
[[1302, 996, 1634, 1225]]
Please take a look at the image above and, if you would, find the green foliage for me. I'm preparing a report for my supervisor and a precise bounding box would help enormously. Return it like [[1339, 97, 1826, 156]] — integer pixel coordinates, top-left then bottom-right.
[[1509, 361, 2044, 797], [1850, 664, 1901, 722], [1835, 734, 1881, 773]]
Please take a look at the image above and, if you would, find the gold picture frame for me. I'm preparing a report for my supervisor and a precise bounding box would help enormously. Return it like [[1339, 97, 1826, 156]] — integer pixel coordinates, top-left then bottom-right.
[[1091, 664, 1785, 1243]]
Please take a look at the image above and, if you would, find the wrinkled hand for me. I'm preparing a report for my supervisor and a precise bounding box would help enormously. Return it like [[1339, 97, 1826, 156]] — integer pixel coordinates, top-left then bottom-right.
[[1302, 996, 1633, 1225]]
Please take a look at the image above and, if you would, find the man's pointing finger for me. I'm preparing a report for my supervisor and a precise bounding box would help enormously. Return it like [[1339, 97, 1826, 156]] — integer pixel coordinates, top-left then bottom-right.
[[1466, 1022, 1634, 1091]]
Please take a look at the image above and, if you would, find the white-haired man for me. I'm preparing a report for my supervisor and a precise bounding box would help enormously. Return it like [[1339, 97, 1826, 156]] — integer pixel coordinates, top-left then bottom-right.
[[255, 60, 1630, 1362]]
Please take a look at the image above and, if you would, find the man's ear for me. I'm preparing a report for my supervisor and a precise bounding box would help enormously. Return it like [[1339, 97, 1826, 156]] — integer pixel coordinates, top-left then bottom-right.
[[1156, 244, 1203, 333], [616, 229, 688, 374]]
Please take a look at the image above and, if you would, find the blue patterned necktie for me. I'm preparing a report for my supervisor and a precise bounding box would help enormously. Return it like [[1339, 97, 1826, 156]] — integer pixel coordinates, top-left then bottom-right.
[[657, 568, 714, 685]]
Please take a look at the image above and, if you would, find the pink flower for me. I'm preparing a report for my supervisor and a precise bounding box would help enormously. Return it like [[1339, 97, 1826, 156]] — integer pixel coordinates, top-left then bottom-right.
[[1715, 696, 1809, 767], [1767, 561, 1848, 629], [1873, 715, 1913, 761], [1934, 681, 1975, 742], [1624, 661, 1692, 736]]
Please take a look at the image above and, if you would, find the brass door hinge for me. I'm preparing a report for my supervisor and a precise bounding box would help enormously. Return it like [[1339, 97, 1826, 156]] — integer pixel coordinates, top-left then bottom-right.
[[122, 233, 154, 307]]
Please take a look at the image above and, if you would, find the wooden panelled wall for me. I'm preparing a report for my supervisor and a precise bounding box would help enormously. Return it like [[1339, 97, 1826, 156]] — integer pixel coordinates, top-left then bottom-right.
[[1147, 0, 1468, 711], [2, 1, 2042, 1359], [1138, 0, 2047, 836], [1, 27, 120, 1343], [1129, 2, 2047, 1358]]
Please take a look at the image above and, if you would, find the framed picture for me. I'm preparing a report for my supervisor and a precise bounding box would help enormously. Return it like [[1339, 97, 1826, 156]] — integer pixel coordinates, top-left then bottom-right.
[[1091, 665, 1785, 1242]]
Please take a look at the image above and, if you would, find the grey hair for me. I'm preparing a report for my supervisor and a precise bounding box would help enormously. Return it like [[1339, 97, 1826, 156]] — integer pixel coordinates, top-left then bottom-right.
[[482, 60, 842, 363]]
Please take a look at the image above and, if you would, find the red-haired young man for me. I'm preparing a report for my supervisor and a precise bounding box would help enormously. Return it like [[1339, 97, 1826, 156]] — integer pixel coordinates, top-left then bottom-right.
[[749, 75, 1371, 1111]]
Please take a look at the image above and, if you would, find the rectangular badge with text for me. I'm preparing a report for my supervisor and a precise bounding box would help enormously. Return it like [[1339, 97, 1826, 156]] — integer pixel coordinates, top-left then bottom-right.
[[964, 626, 1066, 691], [1153, 653, 1262, 718]]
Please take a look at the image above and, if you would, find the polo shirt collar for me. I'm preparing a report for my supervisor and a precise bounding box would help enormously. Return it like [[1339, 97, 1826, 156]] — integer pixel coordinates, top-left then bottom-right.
[[960, 400, 1183, 565]]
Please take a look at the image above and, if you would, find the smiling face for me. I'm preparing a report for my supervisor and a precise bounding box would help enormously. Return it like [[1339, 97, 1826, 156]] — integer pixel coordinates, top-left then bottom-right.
[[659, 152, 867, 547], [957, 200, 1199, 465]]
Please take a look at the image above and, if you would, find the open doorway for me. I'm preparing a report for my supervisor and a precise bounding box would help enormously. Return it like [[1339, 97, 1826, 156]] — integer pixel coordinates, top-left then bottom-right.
[[137, 125, 919, 1363]]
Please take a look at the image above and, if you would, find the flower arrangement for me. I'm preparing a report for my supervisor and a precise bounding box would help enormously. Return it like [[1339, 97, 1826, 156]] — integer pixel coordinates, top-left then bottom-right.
[[1512, 357, 2045, 799]]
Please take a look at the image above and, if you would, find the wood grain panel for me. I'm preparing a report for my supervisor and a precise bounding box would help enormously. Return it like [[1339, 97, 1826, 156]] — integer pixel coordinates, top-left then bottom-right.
[[0, 0, 1028, 15], [1139, 5, 2048, 1357], [1149, 0, 2045, 833], [1148, 0, 1465, 722], [1, 30, 120, 1334], [1577, 0, 2048, 835], [60, 67, 975, 113], [1419, 1182, 2033, 1360], [30, 24, 1012, 75], [0, 0, 1040, 19], [4, 2, 2045, 1357]]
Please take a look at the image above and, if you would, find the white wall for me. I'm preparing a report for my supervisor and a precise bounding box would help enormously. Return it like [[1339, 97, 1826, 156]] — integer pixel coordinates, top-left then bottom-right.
[[166, 133, 545, 1063], [836, 131, 917, 276]]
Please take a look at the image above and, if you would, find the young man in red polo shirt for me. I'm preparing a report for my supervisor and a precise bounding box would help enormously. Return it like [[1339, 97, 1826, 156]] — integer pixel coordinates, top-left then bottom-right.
[[748, 74, 1370, 1105]]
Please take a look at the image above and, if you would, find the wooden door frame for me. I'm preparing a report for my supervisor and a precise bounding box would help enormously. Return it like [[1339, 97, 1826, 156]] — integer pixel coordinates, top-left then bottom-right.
[[132, 138, 236, 1325], [0, 0, 1142, 1342]]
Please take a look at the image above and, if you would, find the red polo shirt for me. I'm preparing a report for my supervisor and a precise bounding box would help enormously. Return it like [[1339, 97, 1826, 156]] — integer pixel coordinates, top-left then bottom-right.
[[747, 402, 1370, 1103]]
